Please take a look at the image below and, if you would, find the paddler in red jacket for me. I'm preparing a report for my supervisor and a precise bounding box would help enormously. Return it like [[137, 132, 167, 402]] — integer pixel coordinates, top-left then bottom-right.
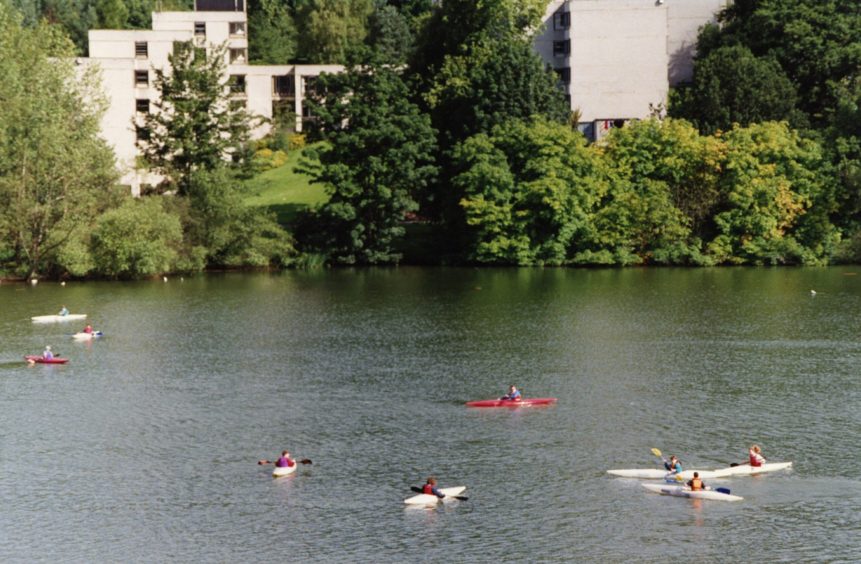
[[749, 445, 766, 467], [421, 477, 445, 498]]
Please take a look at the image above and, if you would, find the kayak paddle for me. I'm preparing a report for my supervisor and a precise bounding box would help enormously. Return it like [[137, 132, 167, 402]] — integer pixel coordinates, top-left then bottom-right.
[[410, 485, 469, 501], [257, 458, 313, 465], [651, 448, 663, 458], [715, 487, 731, 495]]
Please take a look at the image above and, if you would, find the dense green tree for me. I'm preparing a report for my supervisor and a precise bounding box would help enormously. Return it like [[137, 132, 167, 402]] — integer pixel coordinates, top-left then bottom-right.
[[0, 5, 118, 279], [294, 0, 373, 63], [137, 41, 258, 196], [298, 49, 438, 264], [95, 0, 128, 29], [247, 0, 297, 64], [453, 118, 607, 265], [699, 0, 861, 124], [90, 197, 184, 278], [708, 122, 838, 265], [672, 45, 799, 134], [366, 1, 412, 64]]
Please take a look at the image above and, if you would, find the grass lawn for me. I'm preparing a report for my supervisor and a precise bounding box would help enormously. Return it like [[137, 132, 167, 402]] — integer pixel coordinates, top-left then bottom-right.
[[242, 147, 327, 226]]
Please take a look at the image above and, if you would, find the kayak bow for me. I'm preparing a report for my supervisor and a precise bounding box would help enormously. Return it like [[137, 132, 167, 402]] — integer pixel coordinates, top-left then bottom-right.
[[465, 398, 557, 408]]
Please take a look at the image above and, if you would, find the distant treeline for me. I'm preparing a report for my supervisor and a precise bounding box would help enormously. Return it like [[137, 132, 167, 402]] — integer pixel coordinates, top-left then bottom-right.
[[1, 0, 859, 279]]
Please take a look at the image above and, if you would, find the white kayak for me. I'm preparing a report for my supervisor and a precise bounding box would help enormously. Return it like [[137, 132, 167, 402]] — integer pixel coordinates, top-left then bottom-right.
[[711, 461, 792, 478], [642, 483, 743, 502], [72, 331, 103, 340], [404, 486, 466, 506], [272, 464, 298, 478], [32, 314, 87, 323], [607, 469, 722, 480]]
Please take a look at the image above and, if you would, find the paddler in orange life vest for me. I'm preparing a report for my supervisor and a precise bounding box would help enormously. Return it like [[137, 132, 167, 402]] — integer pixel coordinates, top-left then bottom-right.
[[421, 477, 445, 499], [749, 445, 766, 467], [687, 471, 705, 491]]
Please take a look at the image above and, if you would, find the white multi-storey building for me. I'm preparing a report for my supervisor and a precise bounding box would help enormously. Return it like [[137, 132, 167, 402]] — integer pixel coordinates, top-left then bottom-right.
[[534, 0, 728, 140], [79, 0, 341, 195]]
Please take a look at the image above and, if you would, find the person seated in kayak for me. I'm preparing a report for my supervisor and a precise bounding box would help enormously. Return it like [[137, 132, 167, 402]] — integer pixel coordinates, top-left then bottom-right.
[[58, 306, 69, 316], [421, 477, 445, 499], [500, 385, 522, 401], [664, 455, 683, 474], [749, 445, 766, 467], [275, 450, 295, 468], [42, 345, 53, 360], [82, 324, 93, 334], [686, 472, 705, 491]]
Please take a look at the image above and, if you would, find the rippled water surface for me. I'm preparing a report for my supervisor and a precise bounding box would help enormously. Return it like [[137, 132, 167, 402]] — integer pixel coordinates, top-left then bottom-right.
[[1, 268, 860, 562]]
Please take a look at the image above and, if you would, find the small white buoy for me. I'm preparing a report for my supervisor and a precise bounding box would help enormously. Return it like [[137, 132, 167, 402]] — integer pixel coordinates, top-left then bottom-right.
[[163, 276, 168, 282], [30, 279, 37, 286], [60, 281, 66, 286], [810, 289, 816, 296]]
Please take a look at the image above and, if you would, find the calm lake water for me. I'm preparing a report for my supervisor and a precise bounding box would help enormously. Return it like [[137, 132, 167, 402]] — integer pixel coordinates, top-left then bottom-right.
[[1, 268, 860, 562]]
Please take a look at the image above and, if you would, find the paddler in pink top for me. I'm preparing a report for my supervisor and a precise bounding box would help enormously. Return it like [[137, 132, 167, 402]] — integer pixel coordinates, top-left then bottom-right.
[[275, 450, 295, 468], [749, 445, 766, 467]]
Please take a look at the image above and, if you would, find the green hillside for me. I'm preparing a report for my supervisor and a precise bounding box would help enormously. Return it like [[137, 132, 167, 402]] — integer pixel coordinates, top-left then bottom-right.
[[242, 148, 327, 225]]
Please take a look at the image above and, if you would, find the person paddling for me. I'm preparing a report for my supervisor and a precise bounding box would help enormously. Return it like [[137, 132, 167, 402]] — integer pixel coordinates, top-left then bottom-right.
[[258, 451, 311, 467], [58, 306, 69, 317], [82, 324, 93, 334], [42, 345, 54, 360], [687, 471, 705, 491], [664, 455, 683, 475], [749, 445, 766, 467], [500, 385, 522, 401], [420, 477, 445, 499]]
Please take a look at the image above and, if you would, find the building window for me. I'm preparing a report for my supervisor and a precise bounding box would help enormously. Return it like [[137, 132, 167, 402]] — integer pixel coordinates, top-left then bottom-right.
[[302, 76, 318, 95], [229, 74, 246, 94], [194, 22, 206, 37], [134, 70, 149, 87], [229, 48, 247, 64], [135, 41, 148, 58], [195, 0, 244, 11], [273, 75, 295, 97], [136, 99, 150, 113], [555, 67, 570, 83], [135, 125, 150, 142], [553, 11, 570, 30], [229, 22, 246, 36], [272, 100, 295, 130], [553, 40, 570, 56]]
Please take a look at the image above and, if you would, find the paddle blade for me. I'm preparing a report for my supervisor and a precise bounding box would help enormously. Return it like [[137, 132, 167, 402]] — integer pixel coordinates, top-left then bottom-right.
[[410, 486, 423, 493], [675, 474, 684, 482], [716, 487, 731, 495], [300, 458, 313, 464], [454, 496, 469, 501], [651, 448, 663, 458]]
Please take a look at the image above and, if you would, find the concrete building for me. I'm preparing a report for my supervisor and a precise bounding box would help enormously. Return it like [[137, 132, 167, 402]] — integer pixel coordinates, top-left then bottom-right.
[[79, 0, 341, 195], [534, 0, 728, 140]]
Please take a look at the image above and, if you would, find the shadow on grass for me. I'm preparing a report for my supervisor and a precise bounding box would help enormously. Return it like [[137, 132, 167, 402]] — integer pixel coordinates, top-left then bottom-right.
[[263, 202, 312, 227]]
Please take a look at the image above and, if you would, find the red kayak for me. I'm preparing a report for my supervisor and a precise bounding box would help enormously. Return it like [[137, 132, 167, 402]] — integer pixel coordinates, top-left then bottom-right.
[[465, 398, 557, 408], [25, 355, 69, 364]]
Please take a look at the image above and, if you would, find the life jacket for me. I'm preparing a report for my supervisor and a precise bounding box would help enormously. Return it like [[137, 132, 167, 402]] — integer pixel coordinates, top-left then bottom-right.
[[422, 484, 435, 495], [749, 452, 765, 467], [689, 477, 703, 491]]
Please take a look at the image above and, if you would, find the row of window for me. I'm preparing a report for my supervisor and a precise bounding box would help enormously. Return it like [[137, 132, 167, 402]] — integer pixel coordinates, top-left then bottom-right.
[[133, 22, 246, 58], [134, 72, 314, 96], [136, 42, 246, 63], [553, 39, 570, 56]]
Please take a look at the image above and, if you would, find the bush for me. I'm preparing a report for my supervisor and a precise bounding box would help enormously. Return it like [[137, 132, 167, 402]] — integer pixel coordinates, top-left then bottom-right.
[[91, 197, 183, 278]]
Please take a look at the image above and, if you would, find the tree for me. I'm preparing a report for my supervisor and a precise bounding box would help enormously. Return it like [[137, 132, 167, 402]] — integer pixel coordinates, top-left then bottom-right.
[[298, 49, 438, 264], [0, 5, 118, 279], [294, 0, 373, 63], [708, 122, 838, 265], [247, 0, 297, 64], [366, 1, 412, 64], [452, 117, 607, 265], [90, 197, 184, 279], [671, 45, 799, 134], [136, 41, 258, 196]]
